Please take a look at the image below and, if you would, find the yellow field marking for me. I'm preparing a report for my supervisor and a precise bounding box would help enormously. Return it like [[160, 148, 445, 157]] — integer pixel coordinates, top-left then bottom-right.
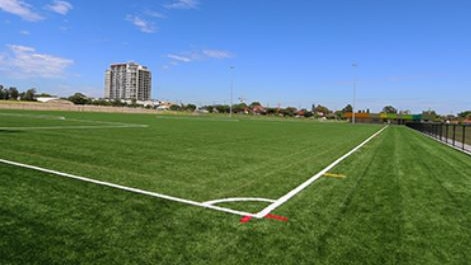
[[323, 173, 346, 179]]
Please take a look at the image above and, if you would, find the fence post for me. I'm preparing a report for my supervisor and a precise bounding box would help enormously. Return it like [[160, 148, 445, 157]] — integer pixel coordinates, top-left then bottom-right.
[[452, 125, 456, 147], [439, 123, 443, 140], [445, 124, 448, 143], [463, 125, 466, 151]]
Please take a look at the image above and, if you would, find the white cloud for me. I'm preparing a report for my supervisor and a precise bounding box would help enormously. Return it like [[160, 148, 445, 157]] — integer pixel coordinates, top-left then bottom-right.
[[19, 29, 30, 35], [166, 49, 233, 68], [126, 15, 156, 33], [46, 0, 72, 15], [0, 0, 43, 21], [202, 49, 232, 59], [145, 10, 166, 19], [0, 44, 73, 78], [167, 54, 192, 62], [164, 0, 199, 9]]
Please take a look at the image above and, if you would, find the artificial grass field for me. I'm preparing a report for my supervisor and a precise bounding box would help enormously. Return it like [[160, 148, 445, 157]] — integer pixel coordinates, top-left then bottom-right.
[[1, 110, 471, 264]]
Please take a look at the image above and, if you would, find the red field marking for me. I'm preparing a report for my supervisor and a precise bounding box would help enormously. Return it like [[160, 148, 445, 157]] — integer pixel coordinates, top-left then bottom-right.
[[240, 215, 253, 223], [240, 214, 289, 223], [265, 214, 289, 222]]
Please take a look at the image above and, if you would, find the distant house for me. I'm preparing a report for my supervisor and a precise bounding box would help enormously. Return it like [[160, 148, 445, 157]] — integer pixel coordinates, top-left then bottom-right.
[[156, 101, 175, 111], [296, 109, 305, 117], [252, 105, 266, 115]]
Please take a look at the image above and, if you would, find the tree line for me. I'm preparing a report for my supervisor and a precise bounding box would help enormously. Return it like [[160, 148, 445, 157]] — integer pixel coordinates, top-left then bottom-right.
[[1, 85, 469, 121], [0, 85, 36, 101]]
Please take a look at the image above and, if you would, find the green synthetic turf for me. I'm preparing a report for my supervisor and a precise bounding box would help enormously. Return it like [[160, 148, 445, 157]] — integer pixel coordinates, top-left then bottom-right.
[[1, 110, 471, 264], [0, 110, 379, 204]]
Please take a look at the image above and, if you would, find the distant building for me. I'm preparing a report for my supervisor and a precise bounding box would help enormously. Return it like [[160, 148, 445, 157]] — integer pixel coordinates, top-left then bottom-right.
[[104, 62, 151, 101], [36, 97, 74, 105]]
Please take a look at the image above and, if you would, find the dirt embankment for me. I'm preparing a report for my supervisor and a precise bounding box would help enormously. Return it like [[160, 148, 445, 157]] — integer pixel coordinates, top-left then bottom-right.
[[0, 101, 158, 114]]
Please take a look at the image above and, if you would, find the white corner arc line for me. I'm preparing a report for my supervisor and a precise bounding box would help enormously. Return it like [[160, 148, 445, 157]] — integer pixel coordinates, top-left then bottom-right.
[[0, 158, 256, 218], [203, 197, 276, 206], [254, 125, 389, 219]]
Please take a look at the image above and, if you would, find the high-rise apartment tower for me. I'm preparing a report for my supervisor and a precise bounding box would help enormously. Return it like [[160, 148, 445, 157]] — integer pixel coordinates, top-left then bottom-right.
[[104, 62, 152, 101]]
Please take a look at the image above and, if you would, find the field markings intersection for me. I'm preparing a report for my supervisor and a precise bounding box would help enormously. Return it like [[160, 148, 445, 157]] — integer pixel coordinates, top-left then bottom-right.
[[0, 115, 388, 222]]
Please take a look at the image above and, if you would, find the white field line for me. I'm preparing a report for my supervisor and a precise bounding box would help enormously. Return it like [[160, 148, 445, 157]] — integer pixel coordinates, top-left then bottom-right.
[[203, 197, 276, 206], [0, 112, 66, 120], [0, 158, 256, 218], [0, 112, 147, 128], [254, 125, 389, 219], [0, 125, 147, 130]]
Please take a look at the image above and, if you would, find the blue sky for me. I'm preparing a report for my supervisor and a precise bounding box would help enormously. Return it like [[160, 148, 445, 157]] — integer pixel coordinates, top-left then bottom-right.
[[0, 0, 470, 113]]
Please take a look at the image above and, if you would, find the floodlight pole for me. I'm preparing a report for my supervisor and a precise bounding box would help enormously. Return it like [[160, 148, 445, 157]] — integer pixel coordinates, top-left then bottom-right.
[[229, 66, 235, 118], [352, 63, 357, 124]]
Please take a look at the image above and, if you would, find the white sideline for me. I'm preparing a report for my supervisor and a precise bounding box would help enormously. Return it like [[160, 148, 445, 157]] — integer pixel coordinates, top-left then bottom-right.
[[0, 112, 148, 129], [0, 158, 256, 218], [203, 197, 276, 206], [0, 125, 147, 130], [254, 125, 389, 218]]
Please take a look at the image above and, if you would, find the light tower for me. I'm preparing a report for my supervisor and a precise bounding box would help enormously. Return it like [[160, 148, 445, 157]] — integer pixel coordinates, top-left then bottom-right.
[[229, 66, 235, 118], [352, 63, 358, 124]]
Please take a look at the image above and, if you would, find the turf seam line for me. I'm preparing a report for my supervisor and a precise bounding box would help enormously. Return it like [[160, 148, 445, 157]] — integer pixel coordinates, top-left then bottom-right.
[[0, 158, 257, 218], [254, 125, 389, 219]]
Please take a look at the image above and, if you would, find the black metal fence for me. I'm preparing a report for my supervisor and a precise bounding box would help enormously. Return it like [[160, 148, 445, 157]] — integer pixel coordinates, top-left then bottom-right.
[[406, 122, 471, 153]]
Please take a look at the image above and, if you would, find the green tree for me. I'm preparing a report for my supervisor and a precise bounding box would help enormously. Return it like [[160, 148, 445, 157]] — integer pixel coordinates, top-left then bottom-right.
[[249, 101, 262, 108], [169, 104, 182, 111], [68, 92, 90, 105], [8, 87, 19, 100], [111, 99, 125, 106], [341, 104, 353, 113], [382, 105, 398, 114], [281, 107, 297, 117], [22, 88, 36, 101], [265, 107, 277, 115], [185, 104, 197, 112], [232, 103, 248, 113], [315, 104, 331, 115], [457, 110, 471, 118], [91, 98, 111, 106], [215, 105, 229, 113], [0, 85, 7, 99], [303, 111, 314, 118], [201, 105, 214, 113]]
